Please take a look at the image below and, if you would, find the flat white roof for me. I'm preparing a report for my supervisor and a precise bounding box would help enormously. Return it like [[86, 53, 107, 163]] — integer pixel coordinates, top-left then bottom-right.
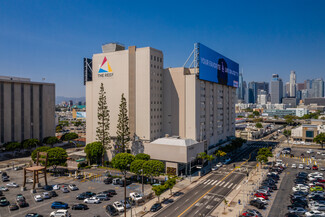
[[150, 137, 199, 147]]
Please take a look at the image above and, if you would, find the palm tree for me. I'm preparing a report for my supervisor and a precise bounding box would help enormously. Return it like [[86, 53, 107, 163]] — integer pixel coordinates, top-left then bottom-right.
[[206, 155, 215, 170]]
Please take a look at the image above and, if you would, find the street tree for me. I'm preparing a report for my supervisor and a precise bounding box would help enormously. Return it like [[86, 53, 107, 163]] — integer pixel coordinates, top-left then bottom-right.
[[215, 150, 227, 162], [257, 147, 273, 158], [255, 122, 263, 128], [84, 142, 105, 165], [283, 129, 291, 144], [152, 185, 165, 202], [43, 136, 60, 148], [130, 159, 146, 177], [116, 94, 130, 153], [143, 160, 165, 182], [31, 146, 51, 162], [314, 133, 325, 149], [4, 142, 22, 152], [206, 155, 215, 170], [135, 153, 150, 161], [61, 132, 78, 144], [47, 147, 68, 172], [111, 153, 135, 217], [164, 177, 177, 195], [96, 83, 111, 160], [253, 111, 260, 116], [256, 154, 268, 164], [21, 139, 40, 149]]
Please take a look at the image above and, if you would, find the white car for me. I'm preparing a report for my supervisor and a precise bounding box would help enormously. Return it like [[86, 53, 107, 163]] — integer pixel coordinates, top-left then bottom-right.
[[53, 184, 60, 190], [211, 166, 218, 171], [309, 175, 324, 181], [309, 192, 325, 198], [305, 211, 325, 216], [306, 165, 312, 170], [307, 149, 314, 154], [6, 182, 19, 188], [34, 195, 43, 202], [0, 186, 8, 191], [113, 201, 125, 212], [317, 152, 322, 155], [309, 172, 323, 177], [50, 209, 71, 217], [254, 197, 268, 204], [130, 192, 143, 201], [216, 162, 223, 168], [26, 178, 33, 183], [68, 184, 78, 191], [310, 204, 325, 211], [292, 186, 309, 192], [291, 164, 297, 168], [322, 153, 325, 156], [312, 156, 316, 160], [84, 196, 100, 204], [298, 164, 304, 169], [296, 183, 309, 188], [42, 192, 51, 199]]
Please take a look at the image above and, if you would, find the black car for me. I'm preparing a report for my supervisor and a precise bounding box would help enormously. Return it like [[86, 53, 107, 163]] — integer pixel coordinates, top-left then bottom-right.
[[84, 191, 96, 197], [119, 179, 132, 187], [309, 195, 325, 201], [0, 197, 9, 206], [9, 204, 19, 211], [297, 172, 308, 177], [25, 214, 44, 217], [76, 175, 84, 179], [98, 191, 112, 197], [49, 191, 58, 197], [1, 172, 8, 178], [76, 193, 91, 200], [285, 213, 299, 217], [107, 190, 117, 195], [249, 200, 264, 209], [162, 198, 174, 204], [72, 204, 88, 210], [288, 202, 307, 209], [2, 176, 9, 182], [43, 185, 53, 191], [0, 191, 2, 196], [150, 203, 162, 212], [18, 200, 29, 208], [104, 177, 113, 184], [290, 198, 307, 205], [106, 204, 119, 216]]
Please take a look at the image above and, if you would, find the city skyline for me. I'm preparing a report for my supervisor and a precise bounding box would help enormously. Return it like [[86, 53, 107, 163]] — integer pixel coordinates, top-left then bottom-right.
[[1, 0, 325, 97]]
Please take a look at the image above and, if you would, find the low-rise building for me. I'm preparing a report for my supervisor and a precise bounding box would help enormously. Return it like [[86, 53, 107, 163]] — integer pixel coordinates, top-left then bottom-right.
[[291, 124, 325, 142]]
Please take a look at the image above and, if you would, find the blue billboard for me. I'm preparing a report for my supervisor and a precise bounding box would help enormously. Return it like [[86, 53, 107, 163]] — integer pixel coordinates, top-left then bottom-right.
[[197, 43, 239, 87]]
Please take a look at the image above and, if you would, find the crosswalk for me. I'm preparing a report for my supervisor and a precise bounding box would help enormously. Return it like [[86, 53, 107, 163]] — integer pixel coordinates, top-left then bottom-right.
[[199, 179, 238, 189]]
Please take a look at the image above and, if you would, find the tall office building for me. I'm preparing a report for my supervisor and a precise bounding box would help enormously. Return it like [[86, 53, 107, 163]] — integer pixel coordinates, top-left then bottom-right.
[[270, 74, 283, 104], [285, 82, 290, 97], [289, 70, 296, 97], [257, 90, 267, 105], [247, 81, 269, 103], [0, 76, 55, 145], [85, 43, 237, 151], [236, 72, 244, 102], [311, 78, 324, 98]]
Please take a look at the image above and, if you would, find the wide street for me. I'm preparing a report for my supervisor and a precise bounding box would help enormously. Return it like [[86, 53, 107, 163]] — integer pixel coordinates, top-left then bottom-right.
[[154, 145, 265, 217]]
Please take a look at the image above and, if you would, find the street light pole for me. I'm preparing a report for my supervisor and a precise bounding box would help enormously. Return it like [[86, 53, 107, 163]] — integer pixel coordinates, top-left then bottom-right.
[[141, 169, 144, 195]]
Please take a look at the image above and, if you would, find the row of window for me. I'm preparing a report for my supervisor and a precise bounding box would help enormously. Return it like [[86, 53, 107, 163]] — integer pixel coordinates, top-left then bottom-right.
[[151, 64, 163, 69], [151, 55, 163, 63]]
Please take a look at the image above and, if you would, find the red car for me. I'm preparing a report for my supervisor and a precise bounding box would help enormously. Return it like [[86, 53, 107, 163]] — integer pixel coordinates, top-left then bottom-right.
[[318, 179, 325, 183], [313, 165, 318, 170], [254, 193, 268, 200], [241, 212, 258, 217], [311, 183, 325, 189]]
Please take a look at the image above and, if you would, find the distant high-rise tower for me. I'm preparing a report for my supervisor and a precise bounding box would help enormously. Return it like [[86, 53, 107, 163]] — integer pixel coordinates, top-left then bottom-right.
[[289, 70, 296, 97], [236, 72, 244, 101], [271, 74, 283, 104], [312, 78, 324, 98]]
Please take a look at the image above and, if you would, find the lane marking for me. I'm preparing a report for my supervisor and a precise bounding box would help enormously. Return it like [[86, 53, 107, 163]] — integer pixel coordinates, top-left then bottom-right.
[[177, 154, 252, 217], [215, 181, 221, 186], [203, 180, 210, 185], [232, 184, 237, 189], [224, 182, 230, 188], [228, 183, 233, 188], [211, 180, 218, 185], [219, 181, 225, 187]]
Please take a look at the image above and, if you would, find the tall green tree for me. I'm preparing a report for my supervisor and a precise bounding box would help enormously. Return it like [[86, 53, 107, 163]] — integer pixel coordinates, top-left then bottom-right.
[[255, 122, 263, 128], [43, 136, 60, 148], [31, 146, 52, 162], [47, 147, 68, 172], [152, 185, 165, 202], [143, 160, 165, 182], [130, 159, 146, 178], [61, 133, 78, 144], [165, 177, 177, 195], [314, 133, 325, 149], [4, 142, 22, 152], [116, 94, 130, 153], [96, 83, 111, 163], [135, 153, 150, 161], [258, 147, 273, 158], [206, 155, 215, 170], [84, 142, 105, 165], [21, 139, 40, 149], [256, 154, 268, 164], [283, 129, 291, 144]]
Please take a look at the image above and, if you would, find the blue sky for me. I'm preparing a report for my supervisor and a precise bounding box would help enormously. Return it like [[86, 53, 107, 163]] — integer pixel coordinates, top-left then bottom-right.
[[1, 0, 325, 97]]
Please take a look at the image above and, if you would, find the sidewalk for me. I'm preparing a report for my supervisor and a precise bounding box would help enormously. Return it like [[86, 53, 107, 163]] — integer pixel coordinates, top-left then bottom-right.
[[125, 176, 202, 217]]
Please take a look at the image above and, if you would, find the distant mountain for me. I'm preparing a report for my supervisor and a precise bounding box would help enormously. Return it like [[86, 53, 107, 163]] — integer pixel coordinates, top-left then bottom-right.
[[56, 96, 86, 105]]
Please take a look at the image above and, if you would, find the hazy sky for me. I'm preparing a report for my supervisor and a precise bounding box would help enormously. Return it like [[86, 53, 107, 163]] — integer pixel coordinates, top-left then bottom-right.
[[1, 0, 325, 97]]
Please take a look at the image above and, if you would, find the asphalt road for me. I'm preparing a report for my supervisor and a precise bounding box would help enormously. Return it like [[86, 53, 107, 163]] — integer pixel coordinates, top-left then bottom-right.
[[154, 145, 264, 217]]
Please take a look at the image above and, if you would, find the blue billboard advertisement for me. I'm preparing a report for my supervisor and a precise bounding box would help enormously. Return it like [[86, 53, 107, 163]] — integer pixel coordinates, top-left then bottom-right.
[[198, 43, 239, 87]]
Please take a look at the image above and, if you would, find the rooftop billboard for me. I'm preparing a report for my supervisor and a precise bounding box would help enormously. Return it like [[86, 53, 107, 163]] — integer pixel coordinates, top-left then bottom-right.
[[197, 43, 239, 87]]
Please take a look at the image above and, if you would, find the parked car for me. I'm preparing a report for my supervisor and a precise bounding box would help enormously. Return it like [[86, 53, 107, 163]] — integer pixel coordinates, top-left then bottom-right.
[[16, 194, 25, 202], [288, 207, 307, 214], [49, 191, 58, 197], [43, 185, 53, 191], [112, 178, 121, 185], [49, 209, 71, 217], [150, 203, 162, 212], [61, 187, 69, 193], [130, 192, 142, 201], [291, 164, 297, 168], [53, 185, 60, 190], [25, 213, 44, 217], [42, 192, 51, 199], [51, 201, 68, 209], [120, 199, 132, 209], [76, 175, 84, 179], [313, 165, 319, 170], [113, 201, 125, 212], [0, 197, 9, 206], [97, 194, 110, 201], [254, 193, 268, 200], [119, 179, 132, 187], [104, 177, 113, 184], [71, 204, 88, 210], [13, 166, 23, 171], [34, 195, 43, 202], [9, 204, 19, 211], [311, 186, 324, 192], [249, 199, 265, 209], [0, 187, 8, 191], [298, 164, 304, 169], [306, 165, 312, 170], [84, 197, 100, 204], [68, 184, 78, 191], [18, 200, 29, 208], [106, 204, 119, 216], [6, 182, 19, 188]]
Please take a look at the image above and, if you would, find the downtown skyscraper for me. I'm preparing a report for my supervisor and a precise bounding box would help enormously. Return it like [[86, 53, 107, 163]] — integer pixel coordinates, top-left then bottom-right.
[[289, 70, 296, 97], [271, 74, 283, 104]]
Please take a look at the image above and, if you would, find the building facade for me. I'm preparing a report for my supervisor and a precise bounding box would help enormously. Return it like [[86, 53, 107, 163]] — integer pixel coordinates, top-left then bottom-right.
[[0, 76, 55, 145], [270, 74, 283, 104], [289, 70, 296, 97]]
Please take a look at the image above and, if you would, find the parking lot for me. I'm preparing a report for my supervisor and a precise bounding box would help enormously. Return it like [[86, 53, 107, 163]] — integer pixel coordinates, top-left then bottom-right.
[[268, 147, 325, 217], [0, 168, 151, 217]]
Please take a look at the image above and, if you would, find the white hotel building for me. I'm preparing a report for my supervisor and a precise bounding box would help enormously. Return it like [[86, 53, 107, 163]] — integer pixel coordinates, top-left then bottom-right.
[[85, 43, 236, 175]]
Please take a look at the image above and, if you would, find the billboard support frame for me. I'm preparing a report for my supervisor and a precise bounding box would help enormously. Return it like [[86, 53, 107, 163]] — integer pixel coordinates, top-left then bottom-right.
[[183, 43, 199, 75]]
